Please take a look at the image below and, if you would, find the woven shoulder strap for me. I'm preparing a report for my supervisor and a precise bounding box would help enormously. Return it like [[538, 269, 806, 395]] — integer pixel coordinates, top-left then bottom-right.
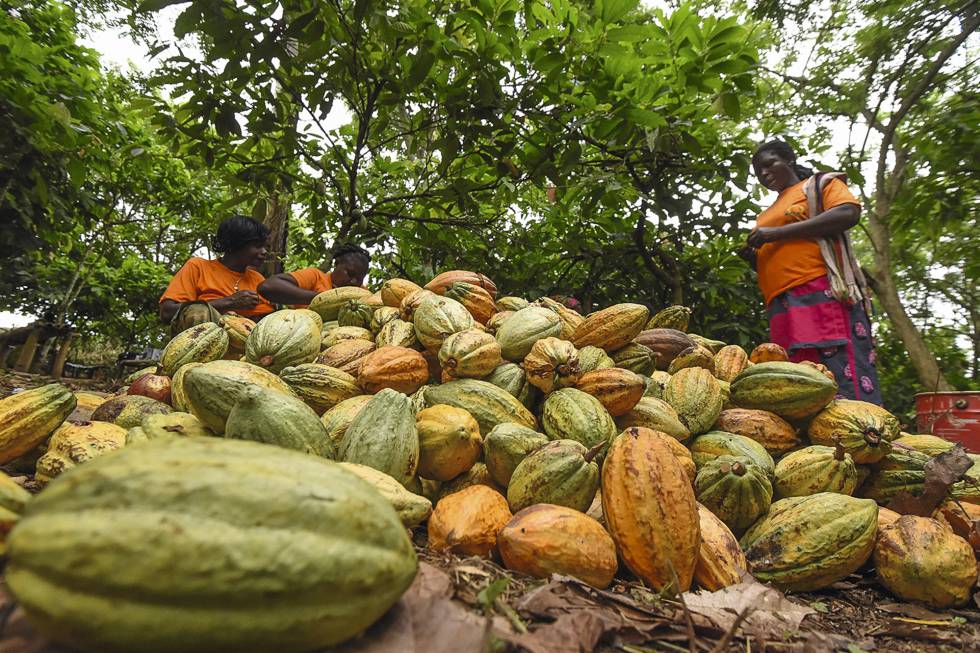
[[803, 173, 871, 309]]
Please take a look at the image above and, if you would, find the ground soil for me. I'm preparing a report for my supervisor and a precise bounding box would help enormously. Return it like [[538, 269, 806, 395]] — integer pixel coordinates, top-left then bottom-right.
[[1, 370, 978, 652]]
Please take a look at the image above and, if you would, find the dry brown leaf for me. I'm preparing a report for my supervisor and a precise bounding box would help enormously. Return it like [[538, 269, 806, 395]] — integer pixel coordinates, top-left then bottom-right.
[[334, 563, 490, 653], [887, 445, 973, 516], [876, 602, 949, 621], [504, 576, 671, 653], [682, 579, 815, 636]]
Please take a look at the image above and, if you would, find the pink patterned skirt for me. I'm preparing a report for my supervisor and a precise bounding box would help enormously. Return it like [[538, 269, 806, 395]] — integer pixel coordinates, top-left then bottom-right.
[[768, 276, 882, 405]]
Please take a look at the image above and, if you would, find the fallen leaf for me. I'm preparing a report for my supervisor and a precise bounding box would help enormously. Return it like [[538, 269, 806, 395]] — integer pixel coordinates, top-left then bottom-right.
[[893, 617, 958, 627], [503, 576, 671, 653], [877, 602, 949, 620], [335, 564, 491, 653], [683, 579, 816, 636], [887, 445, 973, 516]]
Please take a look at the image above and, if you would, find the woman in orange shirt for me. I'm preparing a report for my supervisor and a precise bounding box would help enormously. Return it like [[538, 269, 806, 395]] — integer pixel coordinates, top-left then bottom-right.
[[741, 140, 881, 404], [259, 243, 370, 307], [159, 215, 275, 335]]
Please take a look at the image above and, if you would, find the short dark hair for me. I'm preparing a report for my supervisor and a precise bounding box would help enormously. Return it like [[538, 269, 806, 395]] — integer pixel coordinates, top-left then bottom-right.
[[212, 215, 270, 253], [752, 139, 814, 179], [331, 242, 370, 267]]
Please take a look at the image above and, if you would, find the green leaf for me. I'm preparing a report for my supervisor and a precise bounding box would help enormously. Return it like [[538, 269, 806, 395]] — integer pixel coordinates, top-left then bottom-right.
[[477, 578, 510, 611], [137, 0, 189, 13], [626, 107, 666, 129], [599, 0, 636, 23], [407, 51, 436, 88]]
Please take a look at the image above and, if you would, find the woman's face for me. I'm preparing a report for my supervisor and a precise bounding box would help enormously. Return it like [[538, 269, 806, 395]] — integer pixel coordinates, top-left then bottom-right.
[[332, 258, 367, 287], [237, 239, 268, 268], [753, 151, 799, 192]]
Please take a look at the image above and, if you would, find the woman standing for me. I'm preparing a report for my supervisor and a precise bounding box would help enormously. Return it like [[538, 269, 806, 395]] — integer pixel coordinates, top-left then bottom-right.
[[159, 215, 275, 335], [741, 140, 882, 404]]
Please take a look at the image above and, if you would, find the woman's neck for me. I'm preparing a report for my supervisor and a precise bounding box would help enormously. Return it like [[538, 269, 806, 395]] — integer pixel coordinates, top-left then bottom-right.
[[219, 254, 249, 272]]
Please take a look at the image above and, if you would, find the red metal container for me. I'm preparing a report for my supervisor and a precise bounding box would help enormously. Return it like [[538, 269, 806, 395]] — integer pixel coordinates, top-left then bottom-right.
[[915, 391, 980, 452]]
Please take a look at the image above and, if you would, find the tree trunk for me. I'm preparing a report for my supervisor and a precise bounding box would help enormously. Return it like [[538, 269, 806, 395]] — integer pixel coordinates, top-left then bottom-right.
[[865, 205, 953, 391], [261, 192, 289, 278]]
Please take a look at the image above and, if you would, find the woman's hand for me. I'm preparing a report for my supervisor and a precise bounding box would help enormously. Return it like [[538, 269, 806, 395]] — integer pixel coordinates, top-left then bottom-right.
[[747, 227, 782, 249], [213, 291, 261, 312]]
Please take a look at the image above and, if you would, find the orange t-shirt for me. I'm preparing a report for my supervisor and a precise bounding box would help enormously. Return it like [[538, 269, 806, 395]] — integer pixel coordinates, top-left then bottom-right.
[[756, 178, 859, 305], [288, 268, 334, 293], [159, 257, 274, 318]]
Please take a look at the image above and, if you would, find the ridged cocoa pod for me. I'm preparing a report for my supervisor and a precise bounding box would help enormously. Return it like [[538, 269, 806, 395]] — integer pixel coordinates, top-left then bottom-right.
[[808, 399, 900, 464], [714, 408, 799, 455], [773, 444, 859, 498], [634, 329, 696, 371], [485, 310, 514, 335], [415, 405, 482, 481], [424, 270, 497, 297], [574, 368, 645, 417], [572, 303, 650, 352], [536, 297, 585, 339], [380, 278, 423, 308], [321, 326, 373, 350], [498, 504, 618, 588], [428, 485, 511, 558], [749, 343, 789, 364], [578, 346, 616, 373], [713, 345, 750, 383], [875, 515, 977, 608], [439, 329, 503, 380], [445, 282, 497, 325], [667, 345, 715, 375], [279, 363, 361, 415], [615, 397, 690, 441], [413, 295, 474, 353], [609, 342, 657, 375], [506, 439, 601, 513], [399, 288, 436, 322], [664, 367, 723, 436], [320, 395, 373, 446], [436, 462, 503, 501], [357, 346, 429, 395], [694, 503, 747, 591], [374, 319, 419, 350], [645, 305, 691, 332], [524, 337, 582, 394], [730, 362, 837, 420], [602, 427, 700, 592], [740, 493, 877, 592], [495, 297, 529, 312], [484, 424, 549, 487]]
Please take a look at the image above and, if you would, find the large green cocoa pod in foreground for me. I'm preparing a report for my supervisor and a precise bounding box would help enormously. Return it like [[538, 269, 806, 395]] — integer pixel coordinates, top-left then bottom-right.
[[740, 493, 877, 592], [182, 360, 295, 434], [507, 439, 600, 513], [807, 399, 900, 464], [245, 309, 322, 374], [484, 423, 550, 487], [423, 379, 536, 435], [337, 389, 419, 487], [0, 384, 76, 464], [695, 456, 772, 533], [730, 362, 837, 420], [773, 444, 859, 499], [494, 306, 563, 362], [6, 438, 417, 653], [664, 367, 723, 436], [689, 431, 775, 477], [225, 386, 336, 459], [541, 388, 616, 455], [159, 322, 229, 377]]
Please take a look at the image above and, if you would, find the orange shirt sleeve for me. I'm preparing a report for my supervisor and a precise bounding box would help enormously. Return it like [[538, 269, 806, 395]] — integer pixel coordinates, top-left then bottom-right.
[[160, 258, 204, 304], [822, 177, 860, 210], [289, 268, 333, 293]]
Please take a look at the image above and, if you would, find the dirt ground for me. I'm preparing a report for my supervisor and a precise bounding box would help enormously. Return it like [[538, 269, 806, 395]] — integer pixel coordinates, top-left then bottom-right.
[[2, 371, 979, 652]]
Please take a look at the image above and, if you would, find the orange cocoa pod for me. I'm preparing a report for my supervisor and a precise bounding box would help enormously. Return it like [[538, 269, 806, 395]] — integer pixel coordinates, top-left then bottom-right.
[[357, 346, 429, 395], [428, 484, 512, 558], [601, 426, 700, 592], [694, 503, 747, 591], [424, 270, 498, 297], [498, 504, 618, 588], [749, 343, 789, 364], [714, 408, 799, 455], [574, 368, 644, 417], [316, 339, 376, 376], [381, 278, 423, 308]]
